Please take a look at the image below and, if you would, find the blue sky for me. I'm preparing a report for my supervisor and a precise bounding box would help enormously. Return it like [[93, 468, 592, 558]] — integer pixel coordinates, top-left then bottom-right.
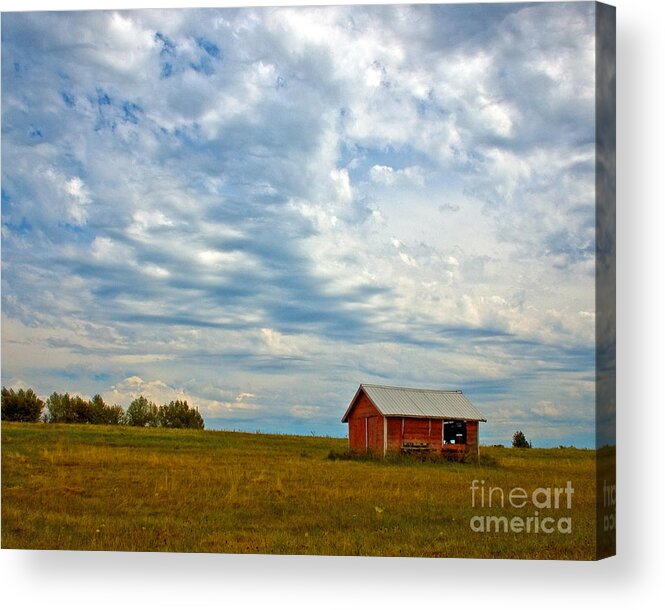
[[1, 3, 599, 446]]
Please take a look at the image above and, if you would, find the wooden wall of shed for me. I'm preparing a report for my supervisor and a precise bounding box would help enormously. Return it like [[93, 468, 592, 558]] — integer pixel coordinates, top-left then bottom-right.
[[386, 417, 444, 451], [386, 417, 480, 453], [386, 417, 402, 451], [347, 393, 384, 453], [466, 420, 479, 449], [403, 418, 442, 447], [431, 419, 443, 448]]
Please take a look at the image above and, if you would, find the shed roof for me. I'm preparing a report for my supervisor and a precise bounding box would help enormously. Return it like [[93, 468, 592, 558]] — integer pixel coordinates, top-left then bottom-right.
[[341, 383, 486, 422]]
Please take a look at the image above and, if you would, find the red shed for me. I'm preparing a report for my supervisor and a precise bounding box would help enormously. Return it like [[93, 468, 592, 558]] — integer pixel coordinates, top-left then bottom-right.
[[341, 384, 486, 457]]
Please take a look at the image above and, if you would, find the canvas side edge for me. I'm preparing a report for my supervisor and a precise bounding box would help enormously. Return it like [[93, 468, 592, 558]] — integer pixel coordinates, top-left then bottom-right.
[[595, 0, 616, 560]]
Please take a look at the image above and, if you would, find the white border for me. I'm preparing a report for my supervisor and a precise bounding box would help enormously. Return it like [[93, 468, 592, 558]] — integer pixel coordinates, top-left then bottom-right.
[[1, 0, 663, 608]]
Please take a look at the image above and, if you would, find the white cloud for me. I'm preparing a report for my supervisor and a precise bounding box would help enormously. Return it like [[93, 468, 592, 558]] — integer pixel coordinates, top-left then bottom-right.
[[141, 264, 170, 278], [102, 376, 258, 417], [370, 164, 425, 187], [329, 168, 353, 205], [531, 402, 564, 418], [289, 405, 320, 419], [64, 176, 91, 224], [235, 392, 255, 402]]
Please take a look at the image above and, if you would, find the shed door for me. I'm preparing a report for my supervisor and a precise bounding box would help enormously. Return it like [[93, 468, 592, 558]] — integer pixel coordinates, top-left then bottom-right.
[[366, 416, 379, 452]]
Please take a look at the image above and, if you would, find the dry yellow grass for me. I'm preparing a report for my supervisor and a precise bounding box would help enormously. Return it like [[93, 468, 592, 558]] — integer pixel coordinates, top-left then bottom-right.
[[1, 422, 605, 559]]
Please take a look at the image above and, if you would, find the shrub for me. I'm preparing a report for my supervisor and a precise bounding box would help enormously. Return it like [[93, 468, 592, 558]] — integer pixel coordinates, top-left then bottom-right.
[[328, 449, 359, 461], [1, 387, 44, 422], [512, 430, 532, 448], [477, 452, 499, 467]]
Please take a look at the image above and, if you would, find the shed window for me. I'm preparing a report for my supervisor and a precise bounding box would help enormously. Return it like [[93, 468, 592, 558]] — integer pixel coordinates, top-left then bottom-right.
[[443, 420, 466, 444]]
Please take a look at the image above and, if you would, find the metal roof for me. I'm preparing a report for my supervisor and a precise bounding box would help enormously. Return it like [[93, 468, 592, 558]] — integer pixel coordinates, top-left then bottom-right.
[[342, 383, 486, 422]]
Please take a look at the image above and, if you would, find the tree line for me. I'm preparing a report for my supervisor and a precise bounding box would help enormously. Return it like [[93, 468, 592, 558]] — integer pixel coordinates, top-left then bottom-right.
[[1, 387, 204, 430]]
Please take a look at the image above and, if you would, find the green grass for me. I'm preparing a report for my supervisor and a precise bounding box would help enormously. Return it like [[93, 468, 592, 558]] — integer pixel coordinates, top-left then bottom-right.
[[1, 422, 603, 559]]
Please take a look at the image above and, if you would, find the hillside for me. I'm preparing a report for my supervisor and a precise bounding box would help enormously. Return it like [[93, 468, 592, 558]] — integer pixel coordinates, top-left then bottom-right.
[[2, 422, 599, 559]]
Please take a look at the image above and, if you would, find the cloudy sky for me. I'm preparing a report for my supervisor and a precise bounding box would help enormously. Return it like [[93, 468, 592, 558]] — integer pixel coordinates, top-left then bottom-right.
[[1, 2, 599, 446]]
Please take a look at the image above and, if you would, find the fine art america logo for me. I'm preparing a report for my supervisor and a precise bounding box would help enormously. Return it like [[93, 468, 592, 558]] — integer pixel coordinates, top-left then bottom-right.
[[469, 479, 574, 534]]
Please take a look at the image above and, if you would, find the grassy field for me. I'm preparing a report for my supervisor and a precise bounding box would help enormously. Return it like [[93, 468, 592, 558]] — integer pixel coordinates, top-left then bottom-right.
[[2, 422, 603, 559]]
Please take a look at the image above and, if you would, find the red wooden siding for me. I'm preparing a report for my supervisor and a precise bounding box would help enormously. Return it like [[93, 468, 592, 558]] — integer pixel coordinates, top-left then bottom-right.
[[386, 417, 402, 451], [385, 417, 441, 452], [347, 393, 384, 453], [466, 420, 479, 448], [403, 418, 432, 443]]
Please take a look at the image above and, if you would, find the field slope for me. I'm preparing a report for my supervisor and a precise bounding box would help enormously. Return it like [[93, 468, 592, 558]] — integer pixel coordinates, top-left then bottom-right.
[[2, 422, 597, 559]]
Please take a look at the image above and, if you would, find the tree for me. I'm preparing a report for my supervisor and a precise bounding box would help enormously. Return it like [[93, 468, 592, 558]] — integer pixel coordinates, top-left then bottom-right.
[[512, 430, 532, 448], [1, 387, 44, 422], [103, 404, 126, 425], [125, 396, 158, 427], [46, 392, 94, 423], [71, 395, 93, 423], [90, 394, 125, 425], [46, 392, 75, 423], [157, 400, 204, 429]]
